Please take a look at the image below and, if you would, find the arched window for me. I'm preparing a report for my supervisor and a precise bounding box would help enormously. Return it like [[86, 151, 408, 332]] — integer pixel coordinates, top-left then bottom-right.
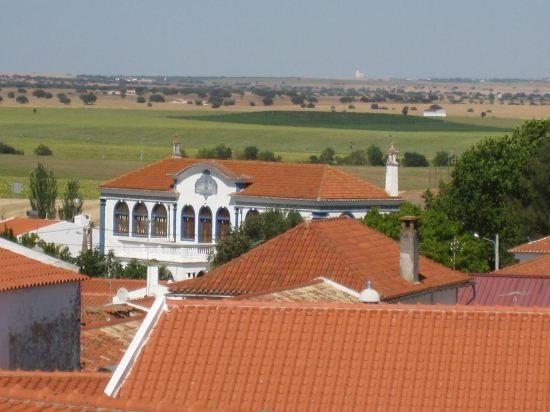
[[245, 209, 259, 222], [181, 205, 195, 241], [198, 207, 212, 243], [133, 203, 149, 237], [216, 207, 231, 240], [114, 201, 129, 235], [152, 204, 167, 237]]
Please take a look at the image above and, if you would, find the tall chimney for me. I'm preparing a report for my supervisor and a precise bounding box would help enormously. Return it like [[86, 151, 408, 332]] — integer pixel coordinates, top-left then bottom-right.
[[172, 137, 181, 158], [385, 143, 399, 197], [399, 216, 419, 283]]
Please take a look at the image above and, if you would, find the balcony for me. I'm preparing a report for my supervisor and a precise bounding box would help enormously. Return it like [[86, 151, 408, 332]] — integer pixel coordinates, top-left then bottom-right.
[[116, 238, 215, 263]]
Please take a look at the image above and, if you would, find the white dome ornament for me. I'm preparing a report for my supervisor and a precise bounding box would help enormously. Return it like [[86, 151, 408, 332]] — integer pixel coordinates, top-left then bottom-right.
[[358, 280, 381, 304]]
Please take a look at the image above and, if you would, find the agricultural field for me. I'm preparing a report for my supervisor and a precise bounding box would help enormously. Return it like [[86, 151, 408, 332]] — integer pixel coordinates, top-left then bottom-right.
[[0, 106, 518, 205]]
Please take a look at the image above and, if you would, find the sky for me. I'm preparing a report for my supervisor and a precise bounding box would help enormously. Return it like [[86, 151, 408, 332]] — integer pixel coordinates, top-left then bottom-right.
[[1, 0, 549, 79]]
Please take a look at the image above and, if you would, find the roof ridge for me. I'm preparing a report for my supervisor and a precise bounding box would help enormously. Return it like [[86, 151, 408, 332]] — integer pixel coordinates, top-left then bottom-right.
[[316, 165, 329, 200], [99, 156, 176, 188]]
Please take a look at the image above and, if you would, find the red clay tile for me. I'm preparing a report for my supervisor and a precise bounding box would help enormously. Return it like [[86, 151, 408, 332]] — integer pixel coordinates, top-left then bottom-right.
[[0, 216, 58, 236]]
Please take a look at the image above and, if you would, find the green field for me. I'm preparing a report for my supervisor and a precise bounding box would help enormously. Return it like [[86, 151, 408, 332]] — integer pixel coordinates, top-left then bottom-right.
[[0, 107, 518, 198]]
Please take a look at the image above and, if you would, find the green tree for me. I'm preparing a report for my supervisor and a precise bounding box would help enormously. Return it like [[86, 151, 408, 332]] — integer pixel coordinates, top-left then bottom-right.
[[402, 106, 409, 115], [136, 96, 146, 103], [149, 94, 165, 103], [33, 144, 53, 156], [258, 150, 281, 162], [402, 152, 429, 167], [29, 163, 57, 219], [319, 147, 335, 164], [16, 95, 29, 104], [214, 144, 232, 159], [211, 229, 252, 267], [366, 144, 384, 166], [243, 146, 259, 160], [75, 249, 122, 277], [262, 96, 274, 106], [58, 179, 83, 221], [79, 93, 97, 105]]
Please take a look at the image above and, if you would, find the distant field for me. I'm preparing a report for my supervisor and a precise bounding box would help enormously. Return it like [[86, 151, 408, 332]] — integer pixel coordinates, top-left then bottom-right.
[[0, 107, 517, 199]]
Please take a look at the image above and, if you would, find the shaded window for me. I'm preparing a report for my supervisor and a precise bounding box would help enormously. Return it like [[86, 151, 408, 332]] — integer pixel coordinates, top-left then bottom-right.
[[181, 205, 195, 241], [216, 207, 231, 240], [133, 203, 149, 236], [114, 201, 129, 235], [198, 207, 212, 243], [152, 204, 168, 237]]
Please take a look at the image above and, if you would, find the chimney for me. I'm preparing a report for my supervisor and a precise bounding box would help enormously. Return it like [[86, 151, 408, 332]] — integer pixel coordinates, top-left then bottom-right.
[[146, 265, 159, 296], [399, 216, 419, 283], [385, 143, 399, 197], [172, 137, 181, 158]]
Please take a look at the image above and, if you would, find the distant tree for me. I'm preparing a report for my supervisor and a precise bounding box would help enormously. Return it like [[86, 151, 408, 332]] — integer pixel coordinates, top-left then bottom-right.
[[0, 142, 24, 155], [214, 144, 232, 159], [290, 95, 305, 105], [33, 144, 53, 156], [149, 94, 165, 103], [7, 91, 15, 98], [339, 150, 367, 166], [57, 93, 71, 104], [348, 104, 355, 110], [258, 150, 281, 162], [75, 249, 120, 277], [319, 147, 335, 164], [340, 96, 355, 104], [136, 96, 146, 103], [17, 88, 27, 94], [370, 103, 379, 109], [480, 111, 487, 118], [210, 229, 252, 267], [402, 152, 429, 167], [196, 147, 216, 159], [16, 95, 29, 104], [307, 102, 316, 108], [79, 93, 97, 105], [29, 163, 57, 219], [309, 155, 319, 163], [243, 146, 259, 160], [402, 106, 409, 115], [262, 96, 274, 106], [249, 101, 256, 106], [33, 89, 47, 98], [58, 179, 83, 221], [432, 151, 450, 167], [0, 96, 3, 103], [367, 144, 385, 166]]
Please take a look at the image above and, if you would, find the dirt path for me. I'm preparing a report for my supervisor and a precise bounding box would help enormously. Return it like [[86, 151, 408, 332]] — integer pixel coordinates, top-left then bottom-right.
[[0, 198, 100, 223]]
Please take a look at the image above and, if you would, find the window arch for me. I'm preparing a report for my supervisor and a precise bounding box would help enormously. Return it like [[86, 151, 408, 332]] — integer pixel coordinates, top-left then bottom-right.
[[152, 203, 167, 237], [181, 205, 195, 241], [114, 201, 129, 235], [133, 203, 149, 237], [216, 207, 231, 240], [198, 207, 212, 243]]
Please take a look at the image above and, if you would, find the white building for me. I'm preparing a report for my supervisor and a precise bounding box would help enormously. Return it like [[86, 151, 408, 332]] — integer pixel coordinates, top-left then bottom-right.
[[99, 143, 402, 280], [0, 238, 86, 371]]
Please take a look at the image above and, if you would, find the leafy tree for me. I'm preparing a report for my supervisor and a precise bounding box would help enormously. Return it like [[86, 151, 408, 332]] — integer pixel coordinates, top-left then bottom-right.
[[0, 96, 3, 103], [57, 93, 71, 104], [243, 146, 259, 160], [262, 96, 274, 106], [29, 163, 57, 219], [19, 233, 40, 248], [58, 179, 83, 221], [79, 93, 97, 105], [0, 142, 23, 155], [290, 95, 305, 105], [118, 259, 147, 279], [211, 229, 252, 267], [214, 144, 232, 159], [33, 144, 53, 156], [196, 147, 216, 159], [402, 106, 409, 115], [340, 150, 367, 166], [7, 91, 15, 98], [319, 147, 335, 164], [136, 96, 146, 103], [257, 150, 281, 162], [340, 96, 355, 104], [149, 94, 165, 103], [432, 151, 452, 166], [309, 155, 319, 163], [16, 95, 28, 104], [367, 144, 384, 166], [402, 152, 429, 167]]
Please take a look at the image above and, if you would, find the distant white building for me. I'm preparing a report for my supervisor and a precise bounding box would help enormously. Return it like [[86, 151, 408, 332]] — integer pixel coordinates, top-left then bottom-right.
[[355, 69, 365, 80], [423, 104, 447, 117]]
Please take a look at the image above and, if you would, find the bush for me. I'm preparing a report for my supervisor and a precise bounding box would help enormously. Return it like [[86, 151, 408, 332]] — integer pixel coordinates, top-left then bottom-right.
[[79, 93, 97, 105], [340, 96, 355, 104], [348, 104, 355, 110], [34, 144, 53, 156], [371, 103, 379, 109], [57, 93, 71, 104], [7, 91, 15, 98], [16, 95, 28, 104], [467, 108, 474, 113], [402, 152, 429, 167], [402, 106, 409, 115], [0, 142, 24, 155], [262, 96, 274, 106], [258, 150, 281, 162], [367, 144, 385, 166], [249, 101, 256, 106], [149, 94, 165, 103], [136, 96, 146, 103], [481, 111, 487, 118], [432, 151, 451, 166], [17, 88, 27, 94], [0, 96, 3, 103], [243, 146, 259, 160]]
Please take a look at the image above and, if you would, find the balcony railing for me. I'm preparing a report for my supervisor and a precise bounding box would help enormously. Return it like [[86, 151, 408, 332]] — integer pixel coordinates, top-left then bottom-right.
[[116, 240, 215, 263]]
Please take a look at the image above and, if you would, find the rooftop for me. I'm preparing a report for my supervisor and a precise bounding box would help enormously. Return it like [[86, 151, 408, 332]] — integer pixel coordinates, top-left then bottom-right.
[[100, 158, 394, 201], [510, 236, 550, 254], [81, 278, 149, 307], [0, 240, 86, 293], [0, 216, 58, 236], [170, 218, 471, 300], [492, 253, 550, 278], [110, 299, 550, 411]]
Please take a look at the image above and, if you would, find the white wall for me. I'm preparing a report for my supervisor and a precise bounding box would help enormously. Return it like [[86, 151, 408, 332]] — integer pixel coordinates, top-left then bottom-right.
[[0, 282, 80, 370]]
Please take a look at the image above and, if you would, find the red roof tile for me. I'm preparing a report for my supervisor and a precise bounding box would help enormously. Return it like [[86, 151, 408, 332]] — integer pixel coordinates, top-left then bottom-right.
[[170, 218, 470, 300], [0, 246, 86, 292], [115, 300, 550, 411], [510, 235, 550, 254], [493, 254, 550, 278], [0, 216, 58, 236], [100, 158, 392, 201], [81, 278, 148, 307]]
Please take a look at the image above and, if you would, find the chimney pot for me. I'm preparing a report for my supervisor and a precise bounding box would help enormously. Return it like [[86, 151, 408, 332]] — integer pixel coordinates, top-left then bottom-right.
[[399, 216, 419, 283]]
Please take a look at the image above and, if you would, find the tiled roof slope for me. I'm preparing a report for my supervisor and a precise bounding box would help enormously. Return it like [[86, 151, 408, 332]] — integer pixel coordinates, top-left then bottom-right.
[[100, 158, 392, 201], [0, 216, 58, 236], [510, 235, 550, 253], [170, 218, 470, 300], [81, 319, 143, 372], [458, 275, 550, 306], [492, 254, 550, 277], [81, 278, 148, 307], [115, 300, 550, 411], [0, 246, 87, 292]]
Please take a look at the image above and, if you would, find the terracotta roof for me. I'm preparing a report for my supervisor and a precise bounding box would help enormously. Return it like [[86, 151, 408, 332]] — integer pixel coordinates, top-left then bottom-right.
[[491, 254, 550, 278], [170, 218, 471, 300], [0, 216, 58, 236], [510, 236, 550, 254], [100, 158, 392, 201], [0, 246, 87, 292], [81, 318, 143, 372], [114, 300, 550, 411], [81, 278, 148, 307], [458, 275, 550, 306], [235, 278, 361, 303]]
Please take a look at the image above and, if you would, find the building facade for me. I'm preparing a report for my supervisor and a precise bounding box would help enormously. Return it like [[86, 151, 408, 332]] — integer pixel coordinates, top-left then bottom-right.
[[99, 144, 402, 280]]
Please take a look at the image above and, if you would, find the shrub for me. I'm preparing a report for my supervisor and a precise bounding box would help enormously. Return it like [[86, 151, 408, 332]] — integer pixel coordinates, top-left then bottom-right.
[[7, 91, 15, 98], [17, 88, 27, 94], [136, 96, 146, 103], [371, 103, 379, 109], [402, 106, 409, 115], [243, 146, 259, 160], [79, 93, 97, 105], [432, 151, 451, 166], [0, 142, 24, 155], [258, 150, 281, 162], [262, 96, 274, 106], [34, 144, 53, 156], [57, 93, 71, 104], [402, 152, 429, 167], [467, 108, 474, 113], [149, 94, 165, 103], [367, 144, 385, 166], [249, 101, 256, 106], [16, 95, 29, 104], [480, 111, 487, 118]]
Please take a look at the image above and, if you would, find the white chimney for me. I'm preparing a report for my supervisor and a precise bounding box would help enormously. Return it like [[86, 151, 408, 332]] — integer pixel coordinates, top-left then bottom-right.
[[399, 216, 419, 283], [172, 137, 181, 158], [146, 265, 159, 296], [385, 143, 399, 197]]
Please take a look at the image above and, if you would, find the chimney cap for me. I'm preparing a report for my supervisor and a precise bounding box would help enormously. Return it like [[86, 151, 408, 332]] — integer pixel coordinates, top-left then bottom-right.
[[358, 280, 380, 304]]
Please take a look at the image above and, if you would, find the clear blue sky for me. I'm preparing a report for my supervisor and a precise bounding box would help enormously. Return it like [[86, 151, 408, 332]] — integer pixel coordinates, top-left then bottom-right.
[[1, 0, 549, 79]]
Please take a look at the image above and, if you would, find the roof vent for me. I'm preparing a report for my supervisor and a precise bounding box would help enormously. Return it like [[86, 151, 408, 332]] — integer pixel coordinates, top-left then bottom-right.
[[358, 280, 380, 304]]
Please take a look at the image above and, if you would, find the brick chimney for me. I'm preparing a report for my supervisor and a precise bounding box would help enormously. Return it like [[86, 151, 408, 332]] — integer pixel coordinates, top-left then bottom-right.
[[399, 216, 419, 283]]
